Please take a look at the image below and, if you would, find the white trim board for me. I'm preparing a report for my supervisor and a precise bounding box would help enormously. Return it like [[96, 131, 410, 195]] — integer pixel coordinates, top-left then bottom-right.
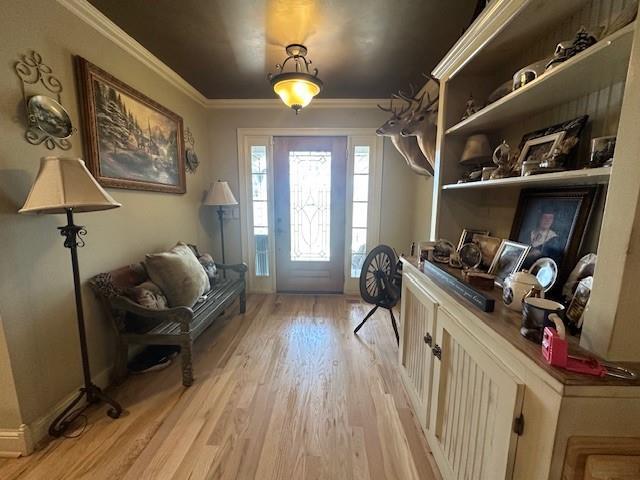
[[57, 0, 388, 110], [0, 425, 32, 458]]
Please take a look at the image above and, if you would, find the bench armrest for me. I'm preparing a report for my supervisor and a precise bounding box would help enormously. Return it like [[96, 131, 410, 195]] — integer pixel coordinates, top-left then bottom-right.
[[111, 295, 193, 326], [215, 262, 248, 275]]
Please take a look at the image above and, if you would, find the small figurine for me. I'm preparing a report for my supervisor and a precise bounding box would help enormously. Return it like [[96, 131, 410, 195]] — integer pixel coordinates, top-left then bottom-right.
[[461, 96, 480, 121], [490, 141, 518, 179], [546, 27, 598, 70]]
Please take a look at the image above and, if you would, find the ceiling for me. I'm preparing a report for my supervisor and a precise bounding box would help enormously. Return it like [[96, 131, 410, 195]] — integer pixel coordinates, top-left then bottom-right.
[[88, 0, 477, 99]]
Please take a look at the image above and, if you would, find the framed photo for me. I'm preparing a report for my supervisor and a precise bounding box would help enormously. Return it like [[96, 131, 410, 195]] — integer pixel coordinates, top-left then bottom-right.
[[517, 132, 565, 165], [457, 228, 490, 251], [518, 115, 588, 169], [510, 187, 597, 281], [488, 240, 531, 286], [75, 57, 186, 193], [472, 234, 502, 270]]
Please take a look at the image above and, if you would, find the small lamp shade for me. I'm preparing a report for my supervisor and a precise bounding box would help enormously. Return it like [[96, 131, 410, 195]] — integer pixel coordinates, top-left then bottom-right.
[[460, 134, 492, 166], [19, 157, 121, 214], [204, 180, 238, 206]]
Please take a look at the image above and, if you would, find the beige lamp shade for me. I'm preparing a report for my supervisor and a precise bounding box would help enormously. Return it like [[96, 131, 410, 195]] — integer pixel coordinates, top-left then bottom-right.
[[19, 156, 121, 214], [204, 180, 238, 206], [460, 134, 492, 166]]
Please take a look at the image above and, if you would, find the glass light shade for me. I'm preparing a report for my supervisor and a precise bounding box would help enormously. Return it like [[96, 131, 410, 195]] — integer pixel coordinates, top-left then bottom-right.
[[19, 156, 121, 214], [272, 74, 322, 112]]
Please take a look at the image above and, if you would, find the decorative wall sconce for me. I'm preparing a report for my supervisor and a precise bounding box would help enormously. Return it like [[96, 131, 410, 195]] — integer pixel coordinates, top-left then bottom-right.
[[15, 50, 75, 150], [184, 127, 199, 174], [268, 44, 323, 114]]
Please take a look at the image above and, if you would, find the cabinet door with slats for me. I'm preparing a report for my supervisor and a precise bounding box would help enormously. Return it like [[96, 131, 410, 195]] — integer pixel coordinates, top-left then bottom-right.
[[429, 307, 525, 480], [398, 271, 438, 431]]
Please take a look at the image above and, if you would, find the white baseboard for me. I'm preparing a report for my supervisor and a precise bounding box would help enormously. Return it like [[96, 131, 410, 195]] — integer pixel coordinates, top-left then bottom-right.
[[27, 365, 112, 451], [0, 425, 33, 457]]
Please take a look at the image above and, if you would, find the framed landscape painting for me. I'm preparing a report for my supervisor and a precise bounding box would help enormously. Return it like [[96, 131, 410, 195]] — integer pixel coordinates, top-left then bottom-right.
[[75, 56, 185, 193]]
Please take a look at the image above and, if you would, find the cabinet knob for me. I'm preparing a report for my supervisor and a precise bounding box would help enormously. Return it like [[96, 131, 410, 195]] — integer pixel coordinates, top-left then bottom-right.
[[423, 333, 433, 346], [432, 345, 442, 360]]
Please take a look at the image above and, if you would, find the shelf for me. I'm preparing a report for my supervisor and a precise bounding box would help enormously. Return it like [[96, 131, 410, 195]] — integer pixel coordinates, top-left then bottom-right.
[[442, 167, 611, 191], [445, 24, 635, 136]]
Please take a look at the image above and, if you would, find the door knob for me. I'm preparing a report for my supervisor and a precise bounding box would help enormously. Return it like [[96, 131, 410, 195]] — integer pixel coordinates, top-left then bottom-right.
[[423, 333, 433, 346]]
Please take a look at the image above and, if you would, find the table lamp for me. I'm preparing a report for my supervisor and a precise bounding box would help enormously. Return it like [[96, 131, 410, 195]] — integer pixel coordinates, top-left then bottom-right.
[[19, 156, 123, 437], [204, 180, 238, 268]]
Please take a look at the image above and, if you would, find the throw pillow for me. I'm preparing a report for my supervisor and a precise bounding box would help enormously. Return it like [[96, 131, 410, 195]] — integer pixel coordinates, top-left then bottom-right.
[[125, 281, 168, 310], [144, 242, 210, 307], [198, 253, 217, 288]]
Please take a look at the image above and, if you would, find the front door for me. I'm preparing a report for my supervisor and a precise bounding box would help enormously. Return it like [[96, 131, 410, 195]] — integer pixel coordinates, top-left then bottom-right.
[[274, 136, 347, 293]]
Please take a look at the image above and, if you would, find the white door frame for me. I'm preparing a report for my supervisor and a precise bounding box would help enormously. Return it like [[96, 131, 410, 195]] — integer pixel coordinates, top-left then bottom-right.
[[237, 128, 383, 294]]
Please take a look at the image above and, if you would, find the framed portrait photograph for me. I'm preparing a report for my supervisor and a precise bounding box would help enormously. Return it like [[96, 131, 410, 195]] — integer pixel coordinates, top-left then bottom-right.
[[457, 228, 490, 251], [517, 132, 565, 165], [510, 187, 597, 280], [488, 240, 531, 286], [75, 56, 186, 193]]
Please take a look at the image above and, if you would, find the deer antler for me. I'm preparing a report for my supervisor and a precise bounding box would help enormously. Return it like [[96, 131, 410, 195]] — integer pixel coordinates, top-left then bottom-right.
[[376, 97, 395, 113]]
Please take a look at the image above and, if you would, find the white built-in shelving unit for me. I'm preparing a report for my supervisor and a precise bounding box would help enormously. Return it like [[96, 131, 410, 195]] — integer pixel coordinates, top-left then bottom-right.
[[397, 2, 640, 478]]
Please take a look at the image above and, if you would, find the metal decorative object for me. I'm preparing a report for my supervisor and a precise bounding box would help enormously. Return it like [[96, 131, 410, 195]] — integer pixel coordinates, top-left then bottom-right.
[[49, 209, 123, 436], [184, 127, 200, 173], [15, 50, 74, 150], [353, 244, 401, 344]]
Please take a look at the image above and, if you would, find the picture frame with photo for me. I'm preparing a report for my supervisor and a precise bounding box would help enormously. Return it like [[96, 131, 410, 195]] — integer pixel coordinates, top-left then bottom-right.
[[517, 131, 565, 166], [472, 234, 503, 270], [510, 187, 597, 284], [517, 115, 588, 170], [457, 228, 490, 251], [488, 240, 531, 286]]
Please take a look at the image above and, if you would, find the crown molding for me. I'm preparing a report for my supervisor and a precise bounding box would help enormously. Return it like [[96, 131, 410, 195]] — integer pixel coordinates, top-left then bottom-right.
[[431, 0, 522, 80], [56, 0, 209, 107], [204, 98, 389, 109], [58, 1, 390, 111]]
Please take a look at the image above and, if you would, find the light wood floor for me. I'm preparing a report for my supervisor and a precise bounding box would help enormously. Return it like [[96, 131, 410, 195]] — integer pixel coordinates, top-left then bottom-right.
[[0, 294, 440, 480]]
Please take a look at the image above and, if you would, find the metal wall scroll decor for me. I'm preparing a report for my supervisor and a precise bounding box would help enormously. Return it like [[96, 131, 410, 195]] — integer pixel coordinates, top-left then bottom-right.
[[14, 50, 75, 150], [184, 127, 199, 174]]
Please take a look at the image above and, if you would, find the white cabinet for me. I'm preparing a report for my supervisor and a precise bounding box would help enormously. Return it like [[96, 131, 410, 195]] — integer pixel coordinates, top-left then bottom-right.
[[398, 260, 640, 479], [398, 271, 438, 431], [428, 307, 525, 480]]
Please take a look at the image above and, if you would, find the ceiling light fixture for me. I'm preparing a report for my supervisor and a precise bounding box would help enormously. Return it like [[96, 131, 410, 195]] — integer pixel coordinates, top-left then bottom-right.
[[268, 44, 322, 114]]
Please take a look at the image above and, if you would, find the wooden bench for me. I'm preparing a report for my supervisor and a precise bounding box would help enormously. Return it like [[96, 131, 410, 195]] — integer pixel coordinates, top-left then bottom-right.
[[91, 261, 246, 387]]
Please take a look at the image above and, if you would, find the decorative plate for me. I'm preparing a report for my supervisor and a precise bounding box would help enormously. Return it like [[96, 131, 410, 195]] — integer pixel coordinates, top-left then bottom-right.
[[27, 95, 73, 139], [529, 257, 558, 292], [185, 148, 199, 173]]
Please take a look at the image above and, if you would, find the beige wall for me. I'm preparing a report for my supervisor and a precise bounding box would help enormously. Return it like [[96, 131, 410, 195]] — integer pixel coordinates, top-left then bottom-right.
[[0, 0, 212, 427], [207, 107, 425, 263], [0, 0, 433, 438], [0, 315, 22, 428]]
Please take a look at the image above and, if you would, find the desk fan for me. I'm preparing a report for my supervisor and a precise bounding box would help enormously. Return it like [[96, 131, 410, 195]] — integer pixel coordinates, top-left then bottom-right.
[[353, 244, 401, 344]]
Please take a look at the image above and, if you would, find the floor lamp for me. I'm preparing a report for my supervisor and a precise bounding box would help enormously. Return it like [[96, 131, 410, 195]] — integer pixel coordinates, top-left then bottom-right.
[[204, 180, 238, 274], [19, 157, 123, 437]]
